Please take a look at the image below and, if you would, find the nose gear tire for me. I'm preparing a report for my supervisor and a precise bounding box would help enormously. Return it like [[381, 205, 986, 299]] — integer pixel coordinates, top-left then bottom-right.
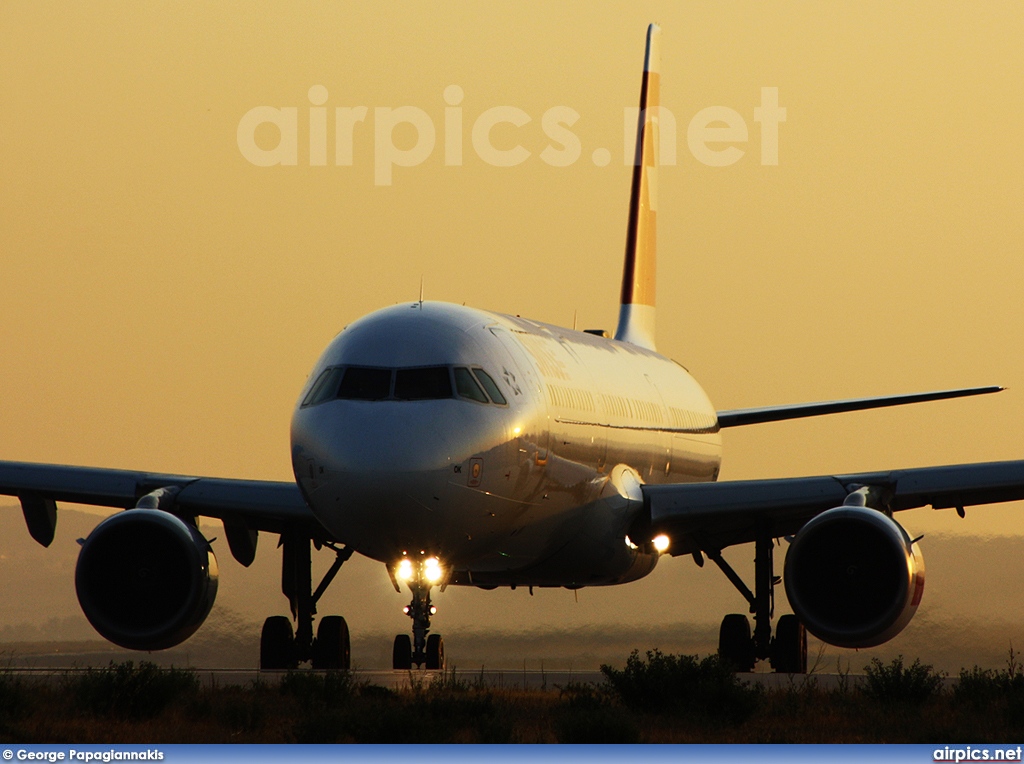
[[393, 633, 413, 670], [425, 633, 445, 670]]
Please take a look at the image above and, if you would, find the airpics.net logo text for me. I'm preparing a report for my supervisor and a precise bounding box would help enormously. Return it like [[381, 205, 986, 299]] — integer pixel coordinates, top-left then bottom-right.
[[236, 86, 786, 186]]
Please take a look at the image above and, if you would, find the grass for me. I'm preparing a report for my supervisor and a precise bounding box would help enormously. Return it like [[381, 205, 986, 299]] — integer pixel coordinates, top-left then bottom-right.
[[65, 661, 200, 720], [2, 650, 1024, 742]]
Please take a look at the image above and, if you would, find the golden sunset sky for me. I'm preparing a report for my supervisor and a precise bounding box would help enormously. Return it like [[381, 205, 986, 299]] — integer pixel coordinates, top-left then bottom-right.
[[2, 2, 1023, 659]]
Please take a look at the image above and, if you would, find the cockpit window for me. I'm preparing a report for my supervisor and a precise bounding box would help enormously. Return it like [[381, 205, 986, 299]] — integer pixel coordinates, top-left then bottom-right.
[[472, 368, 507, 405], [454, 367, 488, 403], [301, 364, 507, 406], [394, 366, 452, 400], [337, 367, 392, 400], [302, 367, 344, 407]]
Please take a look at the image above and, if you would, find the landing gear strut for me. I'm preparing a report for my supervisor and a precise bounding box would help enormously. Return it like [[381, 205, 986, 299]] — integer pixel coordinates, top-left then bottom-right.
[[259, 531, 353, 670], [708, 530, 807, 673], [391, 559, 445, 670]]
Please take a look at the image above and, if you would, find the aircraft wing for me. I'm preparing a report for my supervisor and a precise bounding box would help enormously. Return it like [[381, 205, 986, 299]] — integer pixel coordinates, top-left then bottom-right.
[[716, 386, 1003, 428], [644, 459, 1024, 555], [0, 460, 318, 545]]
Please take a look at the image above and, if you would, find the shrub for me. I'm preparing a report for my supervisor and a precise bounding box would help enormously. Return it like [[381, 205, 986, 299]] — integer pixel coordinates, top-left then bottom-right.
[[601, 649, 761, 723], [953, 648, 1024, 725], [954, 666, 1004, 707], [862, 655, 944, 704]]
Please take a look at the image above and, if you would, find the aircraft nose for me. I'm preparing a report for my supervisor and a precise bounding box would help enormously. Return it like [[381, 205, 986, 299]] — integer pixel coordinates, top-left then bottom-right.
[[292, 396, 513, 557], [305, 404, 455, 477], [292, 402, 460, 545]]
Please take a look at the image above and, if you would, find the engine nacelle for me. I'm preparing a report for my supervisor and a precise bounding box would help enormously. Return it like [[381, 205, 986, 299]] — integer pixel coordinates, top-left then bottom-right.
[[783, 506, 925, 648], [75, 509, 218, 651]]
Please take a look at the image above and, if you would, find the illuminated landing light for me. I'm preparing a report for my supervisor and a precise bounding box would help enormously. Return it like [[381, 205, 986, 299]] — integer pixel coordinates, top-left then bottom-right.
[[397, 558, 414, 581], [653, 534, 671, 553], [512, 426, 522, 436], [424, 556, 444, 584], [624, 536, 639, 550], [429, 606, 437, 615]]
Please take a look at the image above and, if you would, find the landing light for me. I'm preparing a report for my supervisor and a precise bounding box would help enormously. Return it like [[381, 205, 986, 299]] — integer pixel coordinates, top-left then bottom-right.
[[653, 534, 671, 553], [424, 556, 443, 584], [397, 558, 414, 581], [624, 535, 639, 550]]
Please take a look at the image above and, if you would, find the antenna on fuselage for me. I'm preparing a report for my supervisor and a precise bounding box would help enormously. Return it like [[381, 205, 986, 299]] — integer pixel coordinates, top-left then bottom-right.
[[419, 276, 424, 308]]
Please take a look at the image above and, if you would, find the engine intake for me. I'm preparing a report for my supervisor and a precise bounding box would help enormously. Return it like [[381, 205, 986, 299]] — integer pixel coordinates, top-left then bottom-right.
[[784, 506, 924, 648], [75, 509, 218, 651]]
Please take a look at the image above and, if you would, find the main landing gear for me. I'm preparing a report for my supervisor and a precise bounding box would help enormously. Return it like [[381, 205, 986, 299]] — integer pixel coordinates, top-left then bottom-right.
[[708, 531, 807, 674], [259, 531, 354, 670], [391, 556, 445, 670]]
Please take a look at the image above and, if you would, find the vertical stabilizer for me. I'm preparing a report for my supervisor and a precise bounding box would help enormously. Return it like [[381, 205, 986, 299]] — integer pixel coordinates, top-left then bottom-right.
[[614, 23, 661, 351]]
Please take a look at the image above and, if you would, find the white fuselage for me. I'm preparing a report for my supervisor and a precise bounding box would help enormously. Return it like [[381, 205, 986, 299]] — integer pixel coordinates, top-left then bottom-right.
[[290, 302, 722, 588]]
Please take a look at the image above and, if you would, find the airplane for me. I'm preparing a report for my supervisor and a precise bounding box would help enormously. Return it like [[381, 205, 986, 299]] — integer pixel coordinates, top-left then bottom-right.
[[3, 24, 1023, 674]]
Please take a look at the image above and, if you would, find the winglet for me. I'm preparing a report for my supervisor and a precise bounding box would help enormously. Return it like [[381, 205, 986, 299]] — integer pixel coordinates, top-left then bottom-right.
[[614, 23, 661, 351]]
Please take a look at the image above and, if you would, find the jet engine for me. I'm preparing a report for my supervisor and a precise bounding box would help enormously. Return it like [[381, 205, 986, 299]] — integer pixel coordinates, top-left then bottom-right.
[[75, 509, 218, 650], [783, 506, 925, 648]]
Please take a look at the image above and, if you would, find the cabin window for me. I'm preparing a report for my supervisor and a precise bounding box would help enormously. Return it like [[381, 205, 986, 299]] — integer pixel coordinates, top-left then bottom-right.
[[394, 366, 453, 400], [473, 369, 506, 405], [337, 367, 393, 400]]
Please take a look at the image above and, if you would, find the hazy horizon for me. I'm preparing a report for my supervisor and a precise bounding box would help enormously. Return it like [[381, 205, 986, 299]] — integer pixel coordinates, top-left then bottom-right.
[[2, 506, 1021, 673]]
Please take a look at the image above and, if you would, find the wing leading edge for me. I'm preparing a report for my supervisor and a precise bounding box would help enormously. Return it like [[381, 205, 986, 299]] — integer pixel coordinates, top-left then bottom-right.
[[0, 460, 317, 545], [644, 459, 1024, 555], [716, 386, 1003, 428]]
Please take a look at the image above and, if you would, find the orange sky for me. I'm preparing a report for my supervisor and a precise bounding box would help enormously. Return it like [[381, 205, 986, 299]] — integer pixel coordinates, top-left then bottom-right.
[[2, 2, 1024, 648]]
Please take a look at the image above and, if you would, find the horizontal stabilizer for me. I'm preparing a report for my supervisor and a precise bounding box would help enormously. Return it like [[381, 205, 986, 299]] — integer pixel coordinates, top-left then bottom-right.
[[717, 386, 1003, 428]]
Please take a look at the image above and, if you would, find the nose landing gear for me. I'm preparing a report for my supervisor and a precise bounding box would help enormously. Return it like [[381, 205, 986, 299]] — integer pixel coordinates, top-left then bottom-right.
[[391, 557, 446, 670]]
